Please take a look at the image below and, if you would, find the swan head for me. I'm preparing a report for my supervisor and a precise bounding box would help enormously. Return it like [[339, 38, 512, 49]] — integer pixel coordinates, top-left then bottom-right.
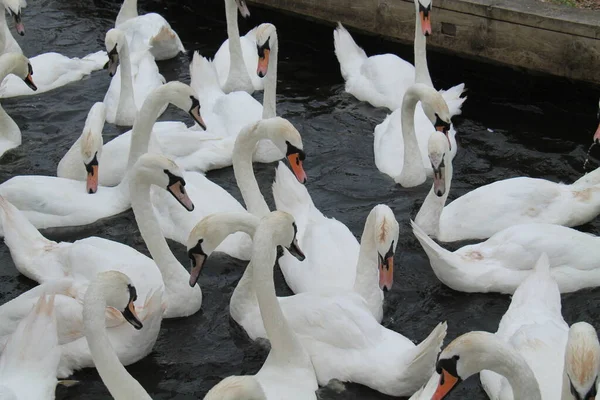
[[594, 98, 600, 144], [205, 376, 266, 400], [255, 23, 277, 78], [3, 0, 24, 36], [187, 212, 260, 287], [152, 81, 206, 131], [132, 153, 195, 212], [428, 130, 450, 197], [258, 211, 305, 262], [565, 322, 600, 400], [416, 0, 432, 36], [90, 271, 143, 330], [234, 0, 251, 18], [104, 28, 127, 77], [1, 53, 36, 91], [370, 204, 399, 291], [80, 102, 106, 194]]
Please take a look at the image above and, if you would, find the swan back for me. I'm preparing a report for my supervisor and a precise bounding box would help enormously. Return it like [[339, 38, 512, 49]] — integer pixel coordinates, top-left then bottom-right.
[[564, 322, 600, 399], [204, 375, 266, 400]]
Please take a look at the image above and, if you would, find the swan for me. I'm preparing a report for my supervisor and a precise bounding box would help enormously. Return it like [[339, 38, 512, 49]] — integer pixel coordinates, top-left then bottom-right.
[[180, 23, 280, 173], [374, 83, 453, 187], [0, 0, 107, 99], [114, 0, 184, 61], [0, 52, 35, 158], [430, 254, 600, 400], [0, 295, 60, 399], [211, 0, 263, 93], [103, 28, 165, 126], [594, 97, 600, 143], [188, 211, 447, 397], [0, 81, 204, 234], [415, 131, 600, 242], [333, 0, 465, 113], [204, 211, 318, 400], [83, 271, 153, 400], [150, 117, 305, 259]]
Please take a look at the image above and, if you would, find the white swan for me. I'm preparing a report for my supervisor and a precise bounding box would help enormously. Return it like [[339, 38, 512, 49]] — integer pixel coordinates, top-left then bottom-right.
[[0, 81, 204, 234], [103, 28, 165, 126], [211, 0, 263, 93], [430, 254, 600, 400], [180, 23, 280, 173], [594, 97, 600, 143], [333, 0, 465, 113], [0, 0, 107, 99], [150, 117, 305, 259], [114, 0, 184, 61], [0, 295, 60, 399], [83, 271, 153, 400], [374, 83, 454, 187], [204, 211, 318, 400], [415, 131, 600, 242], [188, 212, 447, 397], [0, 52, 35, 158]]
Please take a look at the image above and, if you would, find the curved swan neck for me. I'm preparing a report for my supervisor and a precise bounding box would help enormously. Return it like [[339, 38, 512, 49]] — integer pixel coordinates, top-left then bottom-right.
[[415, 147, 452, 236], [116, 40, 136, 123], [224, 0, 251, 92], [353, 211, 382, 320], [413, 0, 433, 87], [116, 0, 138, 26], [251, 230, 305, 361], [398, 87, 426, 184], [262, 34, 278, 119], [83, 282, 151, 400], [0, 56, 24, 145], [232, 122, 271, 217]]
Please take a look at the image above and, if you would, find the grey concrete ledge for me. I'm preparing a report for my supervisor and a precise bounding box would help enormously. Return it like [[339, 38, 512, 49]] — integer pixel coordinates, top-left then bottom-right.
[[248, 0, 600, 85]]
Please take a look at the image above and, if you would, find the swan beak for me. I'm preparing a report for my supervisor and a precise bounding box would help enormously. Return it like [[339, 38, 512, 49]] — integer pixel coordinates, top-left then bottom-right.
[[236, 0, 251, 17], [378, 254, 394, 292], [594, 122, 600, 144], [188, 252, 206, 287], [287, 238, 305, 261], [12, 11, 24, 36], [286, 153, 308, 184], [122, 300, 143, 330], [432, 369, 460, 400], [257, 49, 270, 78], [433, 165, 446, 197], [107, 47, 119, 77], [86, 165, 99, 194], [23, 63, 37, 91], [167, 181, 195, 211], [189, 104, 206, 131], [419, 9, 432, 36]]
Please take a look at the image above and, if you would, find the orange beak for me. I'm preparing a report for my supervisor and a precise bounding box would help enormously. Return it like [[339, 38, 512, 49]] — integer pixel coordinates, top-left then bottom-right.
[[420, 10, 432, 36], [594, 121, 600, 144], [86, 165, 99, 194], [257, 49, 270, 78], [168, 181, 195, 211], [287, 153, 307, 184], [378, 255, 394, 291], [432, 369, 460, 400]]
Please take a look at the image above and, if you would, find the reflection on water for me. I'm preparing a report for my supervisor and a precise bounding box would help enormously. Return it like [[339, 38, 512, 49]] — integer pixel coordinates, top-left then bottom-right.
[[0, 0, 599, 398]]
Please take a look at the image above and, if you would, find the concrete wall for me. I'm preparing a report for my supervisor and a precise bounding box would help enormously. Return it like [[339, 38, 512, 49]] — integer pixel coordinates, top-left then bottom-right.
[[248, 0, 600, 85]]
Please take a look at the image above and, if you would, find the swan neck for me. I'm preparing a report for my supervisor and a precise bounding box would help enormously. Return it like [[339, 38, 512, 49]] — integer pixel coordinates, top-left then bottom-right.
[[399, 90, 424, 181], [224, 0, 249, 89], [117, 41, 136, 123], [232, 123, 271, 217], [413, 2, 433, 87], [262, 35, 278, 119], [116, 0, 138, 26], [83, 283, 149, 399], [415, 150, 452, 236], [251, 233, 305, 361], [353, 212, 382, 319]]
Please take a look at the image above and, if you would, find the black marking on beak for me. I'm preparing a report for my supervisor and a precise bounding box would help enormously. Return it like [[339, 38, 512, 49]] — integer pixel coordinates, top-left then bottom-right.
[[285, 141, 306, 161], [122, 284, 143, 330]]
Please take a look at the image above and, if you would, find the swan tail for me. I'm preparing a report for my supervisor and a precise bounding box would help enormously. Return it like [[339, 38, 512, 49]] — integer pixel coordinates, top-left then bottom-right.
[[440, 83, 467, 117], [189, 51, 223, 97], [403, 322, 448, 389], [272, 162, 316, 237], [333, 22, 367, 81]]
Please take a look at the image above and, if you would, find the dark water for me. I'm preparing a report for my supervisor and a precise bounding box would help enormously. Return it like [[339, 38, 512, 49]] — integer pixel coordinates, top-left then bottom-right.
[[1, 0, 600, 398]]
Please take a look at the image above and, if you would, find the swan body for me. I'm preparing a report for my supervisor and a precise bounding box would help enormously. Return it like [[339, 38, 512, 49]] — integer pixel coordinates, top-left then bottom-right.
[[182, 24, 280, 173], [103, 28, 165, 126], [415, 131, 600, 242], [0, 295, 60, 400], [412, 220, 600, 294], [204, 211, 318, 400], [115, 0, 184, 61], [0, 81, 204, 235], [189, 212, 446, 397], [0, 52, 36, 158], [431, 253, 600, 400]]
